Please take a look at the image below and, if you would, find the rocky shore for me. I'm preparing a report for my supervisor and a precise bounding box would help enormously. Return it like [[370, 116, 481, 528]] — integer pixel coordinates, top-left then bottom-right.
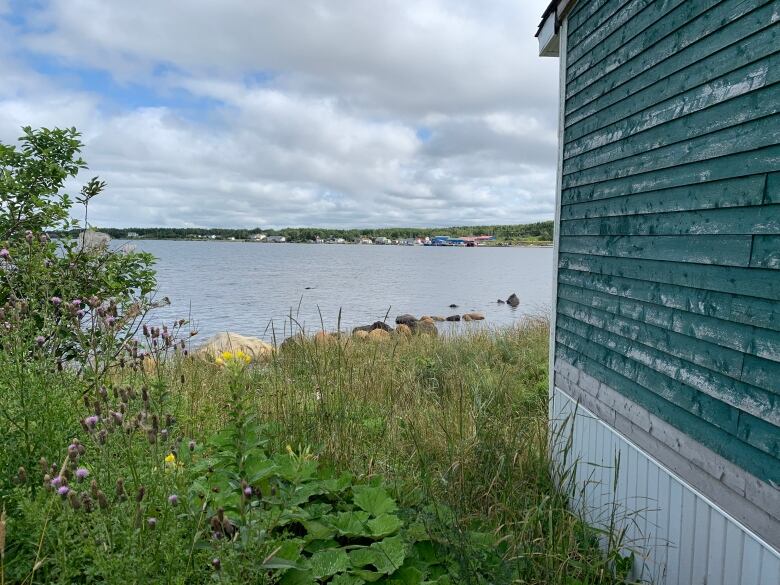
[[196, 293, 522, 361]]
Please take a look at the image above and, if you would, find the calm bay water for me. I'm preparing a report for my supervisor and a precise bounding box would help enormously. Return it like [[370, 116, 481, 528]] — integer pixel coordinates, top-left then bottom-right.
[[129, 240, 553, 342]]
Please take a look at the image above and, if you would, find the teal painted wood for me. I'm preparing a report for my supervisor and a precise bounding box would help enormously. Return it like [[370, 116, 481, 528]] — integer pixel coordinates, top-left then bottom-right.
[[562, 145, 780, 205], [567, 0, 659, 74], [557, 268, 780, 332], [750, 236, 780, 269], [561, 176, 766, 220], [558, 272, 780, 362], [561, 204, 780, 236], [556, 0, 780, 487], [558, 253, 780, 300], [562, 114, 780, 189], [555, 341, 780, 484], [557, 286, 773, 371], [767, 171, 780, 203], [567, 0, 635, 52], [556, 311, 780, 431], [565, 0, 778, 121], [565, 24, 780, 143], [565, 60, 780, 163], [565, 0, 723, 98], [558, 235, 753, 265]]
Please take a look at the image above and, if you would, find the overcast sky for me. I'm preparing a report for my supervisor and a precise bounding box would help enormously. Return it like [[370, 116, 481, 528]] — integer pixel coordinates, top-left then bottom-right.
[[0, 1, 558, 229]]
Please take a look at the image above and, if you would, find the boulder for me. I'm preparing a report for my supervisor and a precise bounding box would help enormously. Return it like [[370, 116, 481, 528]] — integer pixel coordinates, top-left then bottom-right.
[[353, 330, 370, 340], [411, 320, 437, 336], [497, 299, 505, 304], [396, 324, 412, 336], [368, 328, 391, 341], [197, 332, 274, 363], [446, 315, 461, 322], [462, 314, 472, 322], [314, 331, 335, 345], [431, 316, 445, 322], [395, 314, 418, 326], [280, 333, 306, 350], [449, 304, 459, 308], [419, 316, 434, 324], [463, 312, 485, 321], [352, 321, 393, 334], [506, 293, 520, 307]]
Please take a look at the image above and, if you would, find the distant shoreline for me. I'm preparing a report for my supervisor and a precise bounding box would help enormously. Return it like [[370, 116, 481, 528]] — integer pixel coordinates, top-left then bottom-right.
[[120, 237, 554, 247]]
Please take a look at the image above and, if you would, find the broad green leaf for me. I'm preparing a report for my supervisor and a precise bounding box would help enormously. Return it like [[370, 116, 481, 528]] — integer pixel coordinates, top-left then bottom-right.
[[331, 574, 366, 585], [352, 486, 397, 517], [387, 566, 424, 585], [368, 514, 402, 537], [246, 458, 277, 483], [371, 535, 407, 574], [279, 569, 316, 585], [310, 548, 350, 578], [302, 520, 336, 541], [328, 511, 371, 536]]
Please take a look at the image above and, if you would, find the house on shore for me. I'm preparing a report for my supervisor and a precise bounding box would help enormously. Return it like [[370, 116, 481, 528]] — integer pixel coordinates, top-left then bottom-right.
[[539, 1, 779, 583], [266, 235, 286, 243]]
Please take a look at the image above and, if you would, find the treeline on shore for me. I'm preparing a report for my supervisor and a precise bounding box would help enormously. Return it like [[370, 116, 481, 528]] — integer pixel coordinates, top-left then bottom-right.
[[58, 221, 554, 243]]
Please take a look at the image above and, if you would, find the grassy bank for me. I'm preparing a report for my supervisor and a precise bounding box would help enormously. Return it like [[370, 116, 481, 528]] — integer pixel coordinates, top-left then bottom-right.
[[1, 319, 635, 584]]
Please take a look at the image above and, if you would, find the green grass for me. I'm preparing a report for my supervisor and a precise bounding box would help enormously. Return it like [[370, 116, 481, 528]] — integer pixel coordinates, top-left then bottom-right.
[[1, 319, 636, 584]]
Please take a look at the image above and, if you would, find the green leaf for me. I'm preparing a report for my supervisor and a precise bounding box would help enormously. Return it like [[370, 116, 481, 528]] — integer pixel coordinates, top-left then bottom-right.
[[352, 486, 397, 517], [310, 548, 350, 579], [387, 566, 424, 584], [368, 514, 402, 537], [331, 574, 366, 585], [279, 569, 316, 585], [371, 535, 407, 574], [328, 511, 371, 537]]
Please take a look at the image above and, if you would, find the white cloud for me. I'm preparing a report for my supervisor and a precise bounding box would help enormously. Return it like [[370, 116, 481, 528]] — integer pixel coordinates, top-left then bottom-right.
[[0, 0, 559, 228]]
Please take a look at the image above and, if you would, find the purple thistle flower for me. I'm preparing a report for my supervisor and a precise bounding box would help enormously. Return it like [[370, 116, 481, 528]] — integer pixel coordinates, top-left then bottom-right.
[[57, 486, 70, 498], [24, 230, 33, 243], [76, 309, 85, 319], [106, 316, 116, 327], [147, 517, 157, 529], [71, 299, 82, 307], [85, 415, 99, 430], [50, 475, 64, 488], [0, 248, 9, 259], [168, 494, 179, 506], [211, 558, 221, 571], [243, 486, 252, 497], [35, 335, 45, 346], [188, 440, 196, 452], [75, 467, 89, 482], [51, 296, 62, 306]]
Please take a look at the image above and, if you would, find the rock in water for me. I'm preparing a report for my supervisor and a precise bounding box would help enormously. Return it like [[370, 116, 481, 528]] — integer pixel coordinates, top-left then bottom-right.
[[446, 315, 461, 322], [449, 304, 458, 308], [497, 299, 505, 304], [197, 332, 275, 363], [395, 314, 417, 326], [353, 321, 393, 334], [462, 314, 472, 322], [411, 320, 437, 336], [463, 312, 485, 321], [506, 293, 520, 307]]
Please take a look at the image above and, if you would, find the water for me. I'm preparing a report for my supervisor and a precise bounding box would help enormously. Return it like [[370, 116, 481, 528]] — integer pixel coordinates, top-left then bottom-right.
[[128, 240, 554, 342]]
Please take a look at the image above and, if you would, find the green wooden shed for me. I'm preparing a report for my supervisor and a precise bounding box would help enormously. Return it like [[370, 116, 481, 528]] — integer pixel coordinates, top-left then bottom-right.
[[538, 0, 779, 582]]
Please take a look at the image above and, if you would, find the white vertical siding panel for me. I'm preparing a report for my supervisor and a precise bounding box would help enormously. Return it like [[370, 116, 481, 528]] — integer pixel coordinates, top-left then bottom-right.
[[706, 513, 726, 585], [550, 387, 780, 584]]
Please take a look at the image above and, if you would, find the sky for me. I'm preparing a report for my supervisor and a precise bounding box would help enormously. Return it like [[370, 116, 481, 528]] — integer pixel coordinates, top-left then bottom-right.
[[0, 1, 559, 229]]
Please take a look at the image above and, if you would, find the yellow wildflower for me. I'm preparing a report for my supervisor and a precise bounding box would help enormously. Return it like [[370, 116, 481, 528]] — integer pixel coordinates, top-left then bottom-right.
[[221, 351, 234, 361], [164, 453, 176, 465], [215, 356, 225, 366]]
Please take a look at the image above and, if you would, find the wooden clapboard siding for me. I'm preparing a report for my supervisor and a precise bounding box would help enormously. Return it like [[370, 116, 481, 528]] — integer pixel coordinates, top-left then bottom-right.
[[565, 24, 780, 144], [556, 0, 780, 486], [565, 0, 779, 125]]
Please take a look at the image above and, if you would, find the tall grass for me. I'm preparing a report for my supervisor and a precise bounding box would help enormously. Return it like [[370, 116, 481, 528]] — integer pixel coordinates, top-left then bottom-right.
[[137, 318, 633, 583]]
